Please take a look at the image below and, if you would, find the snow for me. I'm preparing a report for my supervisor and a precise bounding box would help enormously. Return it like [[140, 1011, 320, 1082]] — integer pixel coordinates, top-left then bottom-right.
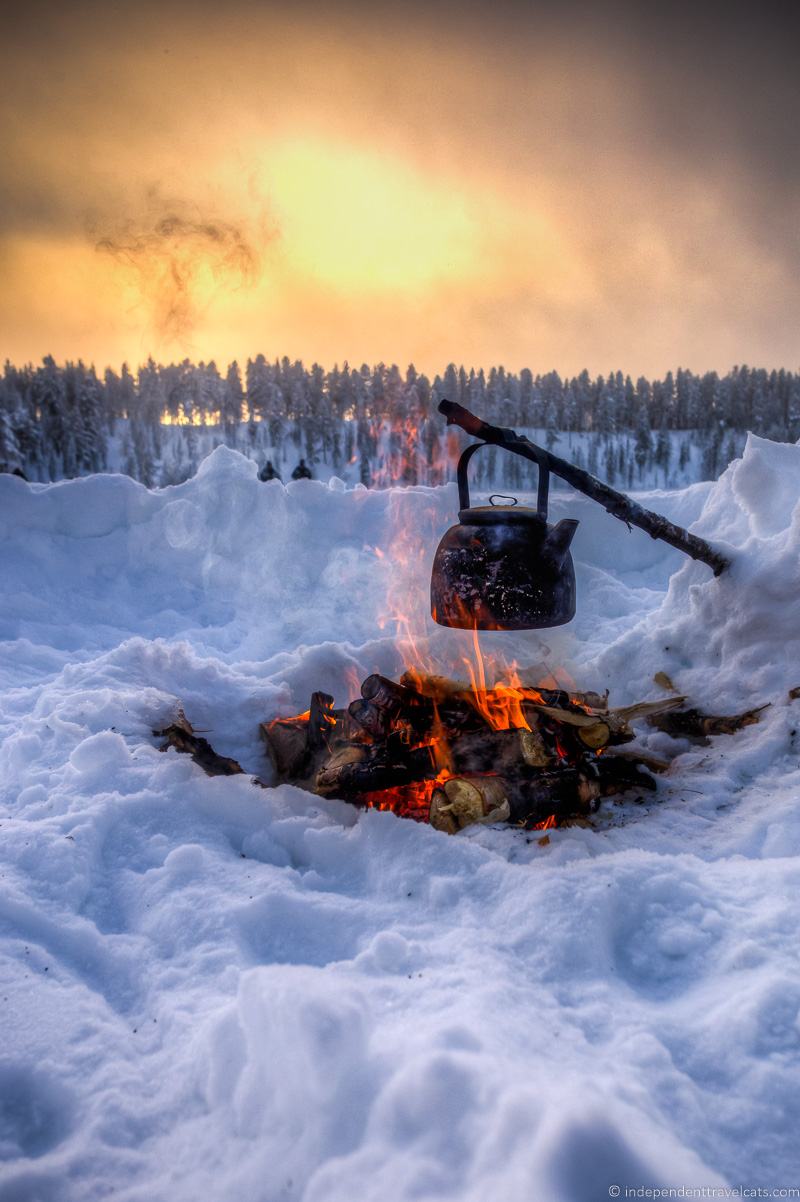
[[1, 434, 800, 1200]]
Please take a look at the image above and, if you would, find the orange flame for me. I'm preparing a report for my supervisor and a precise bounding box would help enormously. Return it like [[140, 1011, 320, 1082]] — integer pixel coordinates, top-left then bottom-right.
[[531, 813, 557, 831]]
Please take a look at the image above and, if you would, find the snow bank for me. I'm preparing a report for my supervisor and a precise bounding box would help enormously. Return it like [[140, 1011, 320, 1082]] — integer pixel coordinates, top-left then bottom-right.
[[2, 441, 800, 1200], [597, 434, 800, 708]]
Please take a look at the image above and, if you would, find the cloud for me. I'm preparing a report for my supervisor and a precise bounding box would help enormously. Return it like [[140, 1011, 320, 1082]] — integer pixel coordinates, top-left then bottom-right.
[[92, 190, 273, 347], [1, 0, 799, 372]]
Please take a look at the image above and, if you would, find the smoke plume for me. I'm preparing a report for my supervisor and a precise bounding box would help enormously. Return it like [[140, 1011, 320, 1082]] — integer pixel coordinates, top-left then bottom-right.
[[94, 192, 269, 346]]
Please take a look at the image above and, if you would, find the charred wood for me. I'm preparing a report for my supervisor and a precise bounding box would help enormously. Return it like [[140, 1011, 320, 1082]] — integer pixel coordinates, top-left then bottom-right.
[[595, 756, 658, 794], [646, 703, 768, 743], [308, 691, 336, 751], [430, 767, 602, 834], [156, 711, 245, 777], [315, 744, 439, 799], [449, 726, 551, 775], [347, 698, 388, 739], [261, 716, 310, 779]]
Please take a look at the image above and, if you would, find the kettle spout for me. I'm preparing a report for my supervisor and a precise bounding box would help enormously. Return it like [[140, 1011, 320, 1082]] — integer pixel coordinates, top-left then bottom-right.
[[544, 518, 579, 562]]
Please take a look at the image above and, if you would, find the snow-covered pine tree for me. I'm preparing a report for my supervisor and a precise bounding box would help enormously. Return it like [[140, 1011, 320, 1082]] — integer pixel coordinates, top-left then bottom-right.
[[223, 362, 244, 446]]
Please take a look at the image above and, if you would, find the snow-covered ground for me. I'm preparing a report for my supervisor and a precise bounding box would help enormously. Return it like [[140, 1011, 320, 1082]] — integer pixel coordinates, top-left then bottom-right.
[[1, 435, 799, 1201]]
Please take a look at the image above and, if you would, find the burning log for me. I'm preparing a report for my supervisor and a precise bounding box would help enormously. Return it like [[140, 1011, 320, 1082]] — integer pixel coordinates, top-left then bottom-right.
[[527, 703, 614, 745], [315, 743, 439, 799], [308, 691, 336, 750], [347, 698, 388, 739], [400, 668, 606, 717], [361, 673, 429, 712], [261, 690, 342, 783], [429, 766, 602, 834], [646, 702, 769, 743], [430, 776, 511, 834], [449, 726, 550, 774], [260, 714, 310, 778], [399, 669, 472, 703]]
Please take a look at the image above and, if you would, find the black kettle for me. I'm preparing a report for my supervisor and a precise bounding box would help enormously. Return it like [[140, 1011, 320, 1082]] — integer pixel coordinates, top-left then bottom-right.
[[430, 442, 579, 630]]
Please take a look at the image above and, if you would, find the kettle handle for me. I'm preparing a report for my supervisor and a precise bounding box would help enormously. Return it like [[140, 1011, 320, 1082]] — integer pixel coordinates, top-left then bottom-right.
[[457, 441, 550, 519]]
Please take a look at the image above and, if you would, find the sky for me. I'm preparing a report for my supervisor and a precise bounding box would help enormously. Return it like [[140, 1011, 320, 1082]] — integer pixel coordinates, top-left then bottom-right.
[[1, 0, 799, 378]]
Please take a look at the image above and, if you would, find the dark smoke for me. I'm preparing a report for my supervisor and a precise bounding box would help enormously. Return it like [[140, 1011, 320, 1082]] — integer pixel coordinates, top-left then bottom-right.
[[94, 192, 267, 345]]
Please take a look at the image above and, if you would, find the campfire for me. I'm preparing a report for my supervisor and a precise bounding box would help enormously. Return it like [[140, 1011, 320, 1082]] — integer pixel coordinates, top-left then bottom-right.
[[154, 675, 767, 836], [259, 667, 688, 834], [151, 399, 761, 834]]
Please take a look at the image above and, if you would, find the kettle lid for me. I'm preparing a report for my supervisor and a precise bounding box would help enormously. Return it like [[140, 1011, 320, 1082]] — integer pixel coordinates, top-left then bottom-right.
[[458, 504, 544, 526]]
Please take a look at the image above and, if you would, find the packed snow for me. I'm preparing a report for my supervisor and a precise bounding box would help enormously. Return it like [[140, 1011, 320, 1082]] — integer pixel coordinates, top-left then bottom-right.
[[1, 434, 799, 1201]]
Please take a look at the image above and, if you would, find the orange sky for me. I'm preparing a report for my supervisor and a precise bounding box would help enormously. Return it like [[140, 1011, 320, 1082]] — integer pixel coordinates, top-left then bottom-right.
[[2, 0, 799, 377]]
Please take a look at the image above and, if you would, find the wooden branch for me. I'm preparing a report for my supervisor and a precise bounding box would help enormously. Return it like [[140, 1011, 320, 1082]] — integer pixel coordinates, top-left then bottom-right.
[[439, 400, 730, 576], [155, 711, 245, 777], [601, 747, 672, 774], [646, 703, 769, 743]]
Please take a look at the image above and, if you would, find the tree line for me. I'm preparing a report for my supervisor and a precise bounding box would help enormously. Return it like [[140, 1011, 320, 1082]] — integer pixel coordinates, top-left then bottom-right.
[[1, 355, 798, 489]]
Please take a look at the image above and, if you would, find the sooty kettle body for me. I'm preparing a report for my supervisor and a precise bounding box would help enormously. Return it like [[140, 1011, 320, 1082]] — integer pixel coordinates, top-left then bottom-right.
[[430, 442, 579, 630]]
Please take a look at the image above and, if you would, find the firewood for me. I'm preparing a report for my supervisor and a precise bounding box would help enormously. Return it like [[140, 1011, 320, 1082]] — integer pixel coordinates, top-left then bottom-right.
[[517, 665, 610, 710], [520, 683, 610, 711], [601, 748, 672, 774], [358, 675, 427, 735], [399, 669, 473, 703], [611, 696, 687, 723], [155, 711, 245, 777], [260, 717, 309, 778], [515, 767, 603, 823], [595, 756, 658, 794], [314, 744, 438, 799], [401, 672, 611, 745], [308, 691, 336, 751], [347, 698, 387, 738], [449, 726, 551, 775], [430, 766, 604, 834], [429, 789, 459, 834], [315, 744, 372, 793], [577, 721, 611, 750], [527, 704, 626, 747], [531, 704, 600, 728], [361, 674, 429, 712], [647, 703, 769, 743], [528, 696, 685, 748], [429, 776, 511, 833]]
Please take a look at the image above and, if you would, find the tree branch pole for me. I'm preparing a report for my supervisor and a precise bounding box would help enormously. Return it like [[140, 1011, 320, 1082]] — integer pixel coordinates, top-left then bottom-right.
[[439, 400, 729, 576]]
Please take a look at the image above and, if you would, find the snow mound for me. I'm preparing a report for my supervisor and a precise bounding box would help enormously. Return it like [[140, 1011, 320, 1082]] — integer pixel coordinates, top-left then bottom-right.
[[598, 433, 800, 708], [2, 441, 800, 1200]]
